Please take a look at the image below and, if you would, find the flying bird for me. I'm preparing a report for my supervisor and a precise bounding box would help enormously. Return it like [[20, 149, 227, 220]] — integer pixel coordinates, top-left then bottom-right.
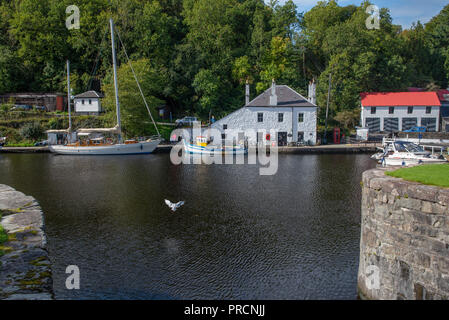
[[165, 200, 185, 212]]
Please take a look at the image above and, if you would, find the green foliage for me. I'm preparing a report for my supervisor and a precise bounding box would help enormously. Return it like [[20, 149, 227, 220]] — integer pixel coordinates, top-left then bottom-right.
[[334, 109, 360, 130], [102, 58, 165, 138], [0, 212, 8, 257], [0, 0, 447, 126], [19, 122, 44, 141]]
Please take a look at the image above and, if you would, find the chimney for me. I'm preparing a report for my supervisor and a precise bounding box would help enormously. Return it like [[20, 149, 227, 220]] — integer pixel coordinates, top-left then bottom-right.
[[245, 79, 250, 105], [308, 79, 316, 105], [269, 79, 277, 106]]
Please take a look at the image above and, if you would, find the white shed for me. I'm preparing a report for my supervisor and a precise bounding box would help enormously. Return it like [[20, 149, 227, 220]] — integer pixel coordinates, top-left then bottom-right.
[[74, 91, 103, 115]]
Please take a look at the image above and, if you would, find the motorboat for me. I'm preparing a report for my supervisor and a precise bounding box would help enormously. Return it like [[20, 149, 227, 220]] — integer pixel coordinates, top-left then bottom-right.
[[372, 140, 448, 166]]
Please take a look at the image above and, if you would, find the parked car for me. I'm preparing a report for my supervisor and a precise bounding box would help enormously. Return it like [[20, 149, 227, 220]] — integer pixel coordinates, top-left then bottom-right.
[[34, 106, 46, 111], [34, 140, 49, 147], [404, 126, 426, 133], [175, 116, 198, 127], [11, 105, 33, 111]]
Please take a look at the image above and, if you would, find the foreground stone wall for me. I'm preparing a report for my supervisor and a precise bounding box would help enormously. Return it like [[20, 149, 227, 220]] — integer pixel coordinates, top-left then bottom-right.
[[358, 169, 449, 300], [0, 185, 53, 300]]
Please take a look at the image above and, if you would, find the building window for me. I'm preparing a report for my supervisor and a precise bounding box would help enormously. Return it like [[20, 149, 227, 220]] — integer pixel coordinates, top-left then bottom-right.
[[278, 113, 284, 122], [426, 107, 432, 114], [223, 124, 227, 130], [370, 107, 376, 114], [421, 118, 437, 132], [89, 99, 92, 105], [82, 99, 85, 105], [257, 113, 263, 123], [389, 107, 394, 114], [408, 106, 413, 114], [298, 113, 304, 123]]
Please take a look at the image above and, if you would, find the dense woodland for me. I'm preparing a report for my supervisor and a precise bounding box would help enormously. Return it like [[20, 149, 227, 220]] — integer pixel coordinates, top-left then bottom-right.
[[0, 0, 449, 135]]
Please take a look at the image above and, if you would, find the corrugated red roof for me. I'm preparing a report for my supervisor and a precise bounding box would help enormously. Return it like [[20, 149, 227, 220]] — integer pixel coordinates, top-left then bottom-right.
[[360, 92, 441, 107]]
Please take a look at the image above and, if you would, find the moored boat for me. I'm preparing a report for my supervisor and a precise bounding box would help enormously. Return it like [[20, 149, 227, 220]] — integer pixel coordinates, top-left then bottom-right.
[[372, 140, 448, 166], [183, 137, 247, 155], [49, 18, 161, 155]]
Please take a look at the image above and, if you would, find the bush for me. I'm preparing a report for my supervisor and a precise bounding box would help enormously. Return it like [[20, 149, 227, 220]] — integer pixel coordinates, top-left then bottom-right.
[[19, 122, 44, 141]]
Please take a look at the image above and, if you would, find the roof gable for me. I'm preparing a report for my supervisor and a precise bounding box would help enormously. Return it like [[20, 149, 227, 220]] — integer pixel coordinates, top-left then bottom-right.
[[361, 92, 441, 107], [74, 91, 103, 99], [437, 89, 449, 102], [247, 85, 316, 108]]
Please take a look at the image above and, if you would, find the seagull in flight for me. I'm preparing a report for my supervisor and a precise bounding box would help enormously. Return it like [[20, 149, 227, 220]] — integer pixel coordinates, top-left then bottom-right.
[[165, 200, 185, 212]]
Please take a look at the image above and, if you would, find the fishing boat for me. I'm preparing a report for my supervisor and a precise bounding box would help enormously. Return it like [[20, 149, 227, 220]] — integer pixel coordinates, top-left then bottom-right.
[[49, 19, 161, 155], [371, 140, 448, 166], [183, 137, 247, 155]]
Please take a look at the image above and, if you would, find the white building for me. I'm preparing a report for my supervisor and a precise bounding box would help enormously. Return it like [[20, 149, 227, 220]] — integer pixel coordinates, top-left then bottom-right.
[[212, 80, 318, 146], [360, 92, 442, 132], [74, 91, 103, 115]]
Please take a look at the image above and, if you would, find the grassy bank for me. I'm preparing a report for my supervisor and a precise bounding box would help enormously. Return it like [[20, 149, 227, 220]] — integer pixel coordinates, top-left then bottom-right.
[[386, 164, 449, 188]]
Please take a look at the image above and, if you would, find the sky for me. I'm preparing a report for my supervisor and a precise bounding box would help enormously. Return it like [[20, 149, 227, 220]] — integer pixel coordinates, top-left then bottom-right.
[[275, 0, 447, 29]]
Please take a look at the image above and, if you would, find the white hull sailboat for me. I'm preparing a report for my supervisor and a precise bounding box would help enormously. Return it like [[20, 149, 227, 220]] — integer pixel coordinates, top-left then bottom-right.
[[49, 139, 160, 155], [49, 19, 161, 155]]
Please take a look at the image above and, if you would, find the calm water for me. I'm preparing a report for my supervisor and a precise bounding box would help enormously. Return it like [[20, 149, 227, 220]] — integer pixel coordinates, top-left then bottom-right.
[[0, 152, 376, 300]]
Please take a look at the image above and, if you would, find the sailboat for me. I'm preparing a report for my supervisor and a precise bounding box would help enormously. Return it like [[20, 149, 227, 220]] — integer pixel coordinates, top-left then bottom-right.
[[49, 19, 161, 155]]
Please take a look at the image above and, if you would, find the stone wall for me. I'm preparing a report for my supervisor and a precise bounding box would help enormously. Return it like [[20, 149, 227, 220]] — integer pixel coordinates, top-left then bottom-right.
[[358, 169, 449, 300], [0, 184, 53, 300]]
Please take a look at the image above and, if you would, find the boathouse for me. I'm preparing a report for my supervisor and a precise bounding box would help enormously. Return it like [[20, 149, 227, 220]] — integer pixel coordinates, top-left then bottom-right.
[[360, 92, 442, 133], [211, 80, 318, 146], [74, 91, 103, 115]]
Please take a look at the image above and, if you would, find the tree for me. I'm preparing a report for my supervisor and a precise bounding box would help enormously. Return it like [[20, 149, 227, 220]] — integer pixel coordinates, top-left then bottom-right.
[[102, 58, 166, 137]]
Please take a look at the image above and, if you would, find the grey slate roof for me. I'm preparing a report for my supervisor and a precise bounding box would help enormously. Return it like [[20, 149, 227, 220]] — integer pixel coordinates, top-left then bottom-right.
[[246, 85, 316, 108], [74, 91, 103, 99]]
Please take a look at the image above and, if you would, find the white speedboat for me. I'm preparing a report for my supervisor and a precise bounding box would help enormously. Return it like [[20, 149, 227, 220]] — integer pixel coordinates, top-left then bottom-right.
[[183, 137, 247, 155], [372, 140, 448, 166], [49, 19, 161, 155]]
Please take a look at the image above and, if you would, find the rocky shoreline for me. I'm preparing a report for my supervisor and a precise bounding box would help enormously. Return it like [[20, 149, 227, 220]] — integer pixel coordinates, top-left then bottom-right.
[[0, 184, 53, 300]]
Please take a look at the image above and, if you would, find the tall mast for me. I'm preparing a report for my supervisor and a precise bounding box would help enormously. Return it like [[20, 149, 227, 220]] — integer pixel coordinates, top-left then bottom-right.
[[67, 60, 72, 132], [110, 18, 122, 143]]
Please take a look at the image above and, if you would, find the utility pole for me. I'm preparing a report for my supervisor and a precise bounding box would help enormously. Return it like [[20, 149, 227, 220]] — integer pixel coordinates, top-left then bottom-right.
[[67, 60, 72, 132], [324, 73, 332, 144]]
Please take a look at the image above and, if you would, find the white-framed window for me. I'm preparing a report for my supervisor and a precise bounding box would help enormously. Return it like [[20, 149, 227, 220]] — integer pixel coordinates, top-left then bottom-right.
[[298, 113, 304, 123], [257, 113, 263, 123]]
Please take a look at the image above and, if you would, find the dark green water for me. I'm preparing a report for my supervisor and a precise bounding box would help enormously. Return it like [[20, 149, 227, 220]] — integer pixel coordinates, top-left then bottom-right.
[[0, 153, 376, 299]]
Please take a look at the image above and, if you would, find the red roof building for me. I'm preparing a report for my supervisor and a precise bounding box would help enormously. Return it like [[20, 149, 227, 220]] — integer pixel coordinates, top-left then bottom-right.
[[360, 92, 441, 107], [360, 92, 441, 133]]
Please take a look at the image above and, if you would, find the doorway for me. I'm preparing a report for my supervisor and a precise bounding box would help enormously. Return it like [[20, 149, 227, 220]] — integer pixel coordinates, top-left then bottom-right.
[[278, 132, 287, 146]]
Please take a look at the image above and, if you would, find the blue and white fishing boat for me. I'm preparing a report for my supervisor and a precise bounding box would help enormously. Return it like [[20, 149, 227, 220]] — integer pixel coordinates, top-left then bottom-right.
[[183, 137, 247, 155]]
